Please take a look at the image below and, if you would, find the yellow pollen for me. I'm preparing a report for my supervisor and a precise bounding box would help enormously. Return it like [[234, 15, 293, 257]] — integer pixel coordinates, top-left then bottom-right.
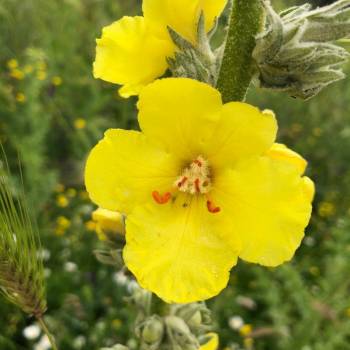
[[175, 156, 211, 194]]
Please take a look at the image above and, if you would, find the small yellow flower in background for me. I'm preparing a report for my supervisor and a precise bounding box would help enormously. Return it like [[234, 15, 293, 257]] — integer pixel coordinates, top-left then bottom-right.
[[74, 118, 86, 130], [318, 201, 335, 218], [7, 59, 18, 69], [15, 92, 26, 103], [55, 216, 71, 236], [52, 76, 63, 86], [66, 188, 77, 198], [85, 78, 314, 303], [10, 69, 25, 80], [56, 216, 71, 230], [37, 70, 47, 81], [243, 337, 254, 350], [345, 307, 350, 317], [94, 0, 227, 97], [85, 220, 97, 231], [92, 208, 125, 241], [239, 324, 253, 337], [200, 333, 219, 350], [56, 194, 69, 208], [24, 65, 34, 74]]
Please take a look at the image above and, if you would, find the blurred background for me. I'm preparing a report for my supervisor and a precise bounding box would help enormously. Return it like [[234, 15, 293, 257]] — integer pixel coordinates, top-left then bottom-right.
[[1, 0, 350, 349]]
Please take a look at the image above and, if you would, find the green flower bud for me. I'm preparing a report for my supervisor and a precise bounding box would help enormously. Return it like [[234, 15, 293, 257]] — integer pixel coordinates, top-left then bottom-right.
[[139, 316, 164, 350], [165, 316, 199, 350], [254, 0, 350, 99]]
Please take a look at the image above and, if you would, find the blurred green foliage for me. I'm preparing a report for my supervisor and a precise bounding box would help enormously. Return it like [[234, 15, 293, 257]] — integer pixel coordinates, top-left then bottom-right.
[[1, 0, 350, 349]]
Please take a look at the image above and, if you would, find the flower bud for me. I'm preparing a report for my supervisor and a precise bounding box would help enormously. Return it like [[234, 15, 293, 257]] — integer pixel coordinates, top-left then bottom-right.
[[165, 316, 199, 350], [92, 208, 125, 241], [139, 316, 164, 350]]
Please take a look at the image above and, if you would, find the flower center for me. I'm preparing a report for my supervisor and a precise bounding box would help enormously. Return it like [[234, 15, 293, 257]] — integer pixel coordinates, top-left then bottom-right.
[[152, 155, 220, 213], [175, 156, 211, 194]]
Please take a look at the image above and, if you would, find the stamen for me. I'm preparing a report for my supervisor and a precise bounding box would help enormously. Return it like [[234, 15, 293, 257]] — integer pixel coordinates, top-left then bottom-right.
[[152, 191, 172, 205], [177, 176, 188, 188], [194, 159, 202, 167], [207, 200, 220, 214], [194, 179, 201, 193]]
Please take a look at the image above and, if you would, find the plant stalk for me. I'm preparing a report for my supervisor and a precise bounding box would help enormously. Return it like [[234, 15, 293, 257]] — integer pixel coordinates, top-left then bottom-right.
[[37, 316, 58, 350], [216, 0, 265, 102]]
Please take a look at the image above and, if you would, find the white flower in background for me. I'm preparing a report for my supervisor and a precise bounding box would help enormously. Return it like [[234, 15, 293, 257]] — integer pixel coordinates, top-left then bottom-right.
[[228, 316, 244, 330], [34, 335, 51, 350], [64, 261, 78, 272], [73, 335, 86, 349], [113, 271, 128, 286], [23, 324, 41, 340]]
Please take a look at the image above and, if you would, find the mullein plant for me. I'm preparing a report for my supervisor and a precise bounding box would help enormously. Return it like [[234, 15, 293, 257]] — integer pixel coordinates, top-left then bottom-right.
[[0, 154, 57, 350], [3, 0, 350, 349], [86, 0, 350, 349]]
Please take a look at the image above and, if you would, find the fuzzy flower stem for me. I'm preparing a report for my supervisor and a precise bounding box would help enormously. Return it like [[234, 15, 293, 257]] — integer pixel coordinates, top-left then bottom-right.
[[37, 317, 58, 350], [216, 0, 264, 102]]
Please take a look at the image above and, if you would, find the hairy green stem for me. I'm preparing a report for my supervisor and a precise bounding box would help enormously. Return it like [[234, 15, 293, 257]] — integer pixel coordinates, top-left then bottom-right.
[[37, 317, 58, 350], [216, 0, 264, 102]]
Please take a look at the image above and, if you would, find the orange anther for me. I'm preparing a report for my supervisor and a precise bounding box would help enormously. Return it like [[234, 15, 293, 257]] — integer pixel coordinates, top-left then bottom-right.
[[152, 191, 172, 204], [177, 176, 188, 188], [194, 159, 202, 167], [207, 200, 220, 214], [194, 179, 201, 193]]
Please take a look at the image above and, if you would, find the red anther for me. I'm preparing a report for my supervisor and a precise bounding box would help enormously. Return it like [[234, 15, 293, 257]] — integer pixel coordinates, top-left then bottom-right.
[[177, 176, 188, 188], [194, 159, 202, 167], [152, 191, 172, 204], [194, 178, 201, 193], [207, 200, 220, 214]]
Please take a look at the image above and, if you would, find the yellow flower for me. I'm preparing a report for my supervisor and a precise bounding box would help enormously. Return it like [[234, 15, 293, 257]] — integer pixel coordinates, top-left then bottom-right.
[[10, 69, 25, 80], [85, 78, 314, 303], [92, 208, 125, 241], [56, 194, 69, 208], [243, 337, 254, 349], [200, 333, 219, 350], [74, 118, 86, 130], [52, 76, 63, 86], [93, 0, 227, 98], [345, 307, 350, 317], [37, 70, 47, 81], [24, 65, 34, 74], [7, 59, 18, 69], [318, 201, 335, 218], [15, 92, 26, 103], [85, 220, 97, 231], [56, 216, 71, 230], [55, 216, 71, 236], [239, 324, 253, 337]]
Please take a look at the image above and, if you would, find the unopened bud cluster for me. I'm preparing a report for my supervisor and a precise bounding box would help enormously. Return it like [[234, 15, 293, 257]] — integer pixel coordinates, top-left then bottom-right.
[[253, 0, 350, 99]]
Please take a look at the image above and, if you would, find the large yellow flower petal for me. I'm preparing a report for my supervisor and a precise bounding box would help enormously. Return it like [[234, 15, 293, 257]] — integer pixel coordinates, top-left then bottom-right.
[[204, 103, 277, 169], [212, 155, 313, 267], [143, 0, 227, 43], [93, 16, 174, 97], [138, 78, 222, 162], [85, 129, 179, 214], [123, 195, 239, 303]]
